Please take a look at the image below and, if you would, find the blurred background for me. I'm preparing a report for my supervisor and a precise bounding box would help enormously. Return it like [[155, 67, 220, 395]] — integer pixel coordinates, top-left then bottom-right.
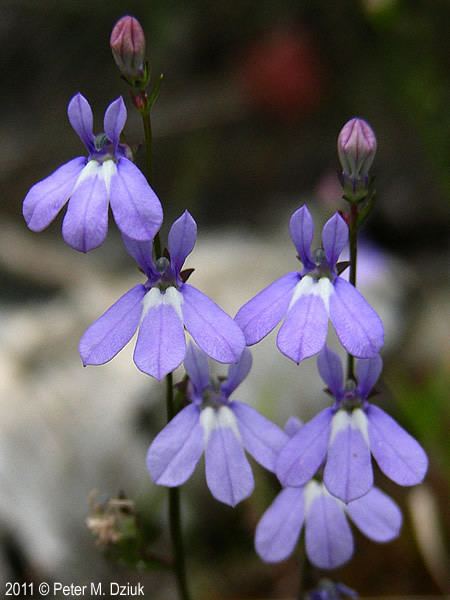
[[0, 0, 448, 598]]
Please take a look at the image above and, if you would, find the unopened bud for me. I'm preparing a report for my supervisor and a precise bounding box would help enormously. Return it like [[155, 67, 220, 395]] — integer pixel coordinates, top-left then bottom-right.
[[110, 16, 146, 82], [337, 118, 377, 181]]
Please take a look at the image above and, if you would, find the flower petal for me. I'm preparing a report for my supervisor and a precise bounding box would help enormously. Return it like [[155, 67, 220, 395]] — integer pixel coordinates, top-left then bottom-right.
[[356, 355, 383, 399], [324, 409, 373, 503], [235, 272, 299, 345], [62, 163, 109, 252], [322, 213, 348, 267], [134, 288, 186, 380], [168, 210, 197, 273], [231, 401, 288, 472], [109, 157, 163, 241], [104, 97, 127, 149], [289, 205, 315, 269], [255, 487, 305, 563], [184, 343, 210, 393], [203, 407, 254, 506], [305, 483, 354, 570], [277, 290, 329, 363], [23, 157, 86, 232], [346, 487, 402, 542], [367, 405, 428, 486], [121, 235, 156, 278], [330, 277, 384, 358], [147, 404, 204, 486], [67, 93, 94, 151], [79, 284, 145, 366], [221, 348, 252, 397], [317, 346, 344, 398], [182, 284, 245, 363], [277, 408, 333, 487]]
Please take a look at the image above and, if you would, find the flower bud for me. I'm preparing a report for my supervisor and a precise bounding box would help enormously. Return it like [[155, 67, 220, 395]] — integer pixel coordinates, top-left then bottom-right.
[[110, 16, 146, 82], [337, 117, 377, 181]]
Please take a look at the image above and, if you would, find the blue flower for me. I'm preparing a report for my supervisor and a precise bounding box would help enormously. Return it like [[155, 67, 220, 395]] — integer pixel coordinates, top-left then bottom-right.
[[235, 205, 384, 362], [255, 418, 402, 569], [23, 93, 162, 252], [276, 347, 428, 502], [147, 344, 288, 506], [79, 211, 245, 380]]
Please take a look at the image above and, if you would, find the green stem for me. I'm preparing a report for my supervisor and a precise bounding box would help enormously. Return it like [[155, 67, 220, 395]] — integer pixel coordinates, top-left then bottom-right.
[[168, 488, 190, 600], [166, 374, 191, 600], [141, 109, 153, 181], [297, 550, 306, 600], [140, 107, 162, 258], [346, 203, 358, 380], [138, 97, 190, 600]]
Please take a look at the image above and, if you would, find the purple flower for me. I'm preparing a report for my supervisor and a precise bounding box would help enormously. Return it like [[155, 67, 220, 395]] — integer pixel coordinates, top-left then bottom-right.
[[147, 344, 288, 506], [235, 205, 384, 363], [255, 478, 402, 569], [23, 93, 163, 252], [79, 211, 245, 380], [276, 347, 428, 502], [256, 415, 402, 568]]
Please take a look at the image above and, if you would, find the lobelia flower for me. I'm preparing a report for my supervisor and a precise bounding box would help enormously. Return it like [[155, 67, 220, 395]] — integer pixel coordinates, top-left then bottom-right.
[[79, 211, 245, 380], [255, 478, 402, 569], [255, 418, 402, 569], [235, 205, 384, 362], [23, 93, 162, 252], [276, 347, 428, 503], [147, 344, 288, 506]]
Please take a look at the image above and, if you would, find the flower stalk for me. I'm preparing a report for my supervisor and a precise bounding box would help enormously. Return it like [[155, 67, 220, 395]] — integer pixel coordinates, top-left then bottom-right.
[[337, 117, 377, 381], [115, 19, 191, 599], [342, 176, 376, 382], [139, 104, 162, 258], [141, 108, 153, 193], [166, 373, 191, 600], [111, 14, 164, 259], [346, 202, 359, 381], [139, 91, 192, 600], [130, 71, 163, 259]]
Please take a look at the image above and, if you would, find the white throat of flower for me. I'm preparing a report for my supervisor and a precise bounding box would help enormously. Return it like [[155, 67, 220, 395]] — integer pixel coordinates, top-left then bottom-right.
[[304, 480, 347, 515], [101, 159, 117, 195], [329, 408, 370, 446], [304, 480, 323, 514], [288, 275, 334, 313], [72, 158, 117, 196], [200, 405, 241, 445], [141, 287, 184, 322]]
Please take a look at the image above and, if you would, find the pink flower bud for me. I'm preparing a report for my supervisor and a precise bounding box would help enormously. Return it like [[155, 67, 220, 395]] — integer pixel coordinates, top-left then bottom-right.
[[110, 16, 146, 82], [337, 118, 377, 180]]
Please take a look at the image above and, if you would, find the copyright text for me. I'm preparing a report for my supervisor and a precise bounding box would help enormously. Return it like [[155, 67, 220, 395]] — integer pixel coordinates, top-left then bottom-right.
[[5, 581, 144, 597]]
